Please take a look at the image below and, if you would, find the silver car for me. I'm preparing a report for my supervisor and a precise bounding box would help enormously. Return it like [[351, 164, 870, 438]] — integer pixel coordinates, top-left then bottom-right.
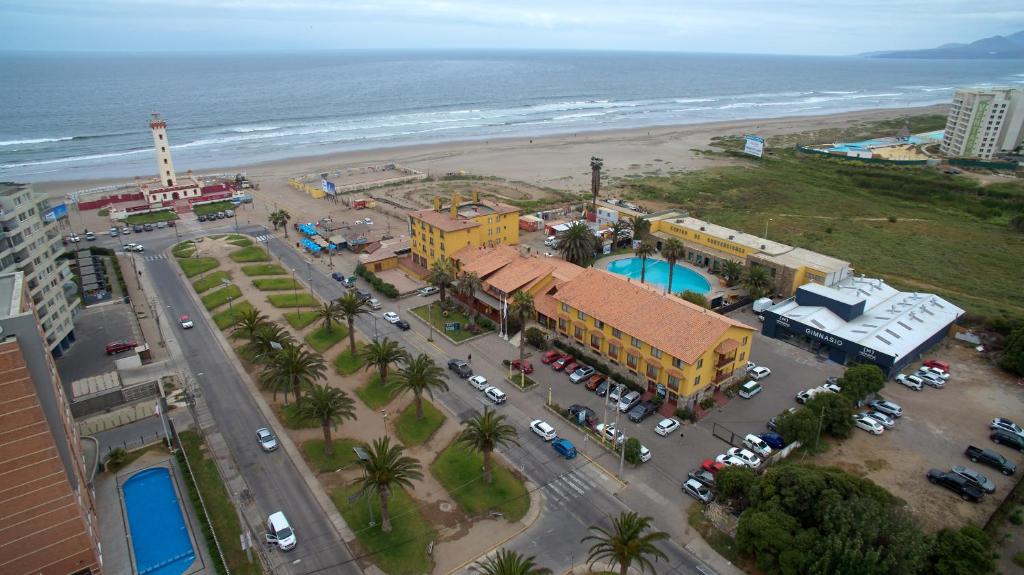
[[683, 478, 714, 503], [863, 411, 895, 429], [868, 399, 902, 418], [256, 427, 278, 452]]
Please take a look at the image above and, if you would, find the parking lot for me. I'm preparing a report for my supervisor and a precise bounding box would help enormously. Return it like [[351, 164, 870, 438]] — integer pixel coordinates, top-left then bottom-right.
[[56, 300, 141, 385]]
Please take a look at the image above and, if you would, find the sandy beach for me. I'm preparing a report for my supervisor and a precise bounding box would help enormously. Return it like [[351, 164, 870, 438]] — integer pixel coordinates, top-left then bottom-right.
[[33, 104, 947, 199]]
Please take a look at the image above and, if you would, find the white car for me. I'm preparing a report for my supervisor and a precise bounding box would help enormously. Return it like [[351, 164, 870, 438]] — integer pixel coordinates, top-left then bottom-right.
[[529, 420, 556, 441], [124, 243, 144, 252], [991, 418, 1024, 439], [179, 315, 194, 329], [363, 218, 374, 226], [654, 418, 680, 436], [382, 312, 400, 323], [367, 298, 382, 310], [596, 423, 625, 445], [726, 447, 762, 467], [467, 375, 489, 391], [683, 478, 714, 503], [747, 366, 771, 380], [483, 386, 506, 404], [743, 434, 772, 457], [418, 286, 440, 297], [914, 370, 946, 388], [853, 414, 884, 435], [638, 444, 651, 463], [795, 388, 822, 404], [895, 374, 924, 391], [863, 411, 895, 429], [821, 382, 842, 394], [918, 365, 950, 381], [67, 234, 81, 243], [256, 427, 278, 452], [715, 453, 747, 467]]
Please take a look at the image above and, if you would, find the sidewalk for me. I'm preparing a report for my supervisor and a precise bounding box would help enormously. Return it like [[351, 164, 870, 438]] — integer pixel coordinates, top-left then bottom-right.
[[120, 252, 169, 362]]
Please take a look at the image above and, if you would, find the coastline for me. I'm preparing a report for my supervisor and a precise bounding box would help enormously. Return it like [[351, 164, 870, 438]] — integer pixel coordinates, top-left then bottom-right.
[[32, 103, 947, 197]]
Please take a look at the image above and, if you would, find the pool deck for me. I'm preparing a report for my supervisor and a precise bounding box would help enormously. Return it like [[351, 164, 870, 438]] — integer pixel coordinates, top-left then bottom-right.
[[595, 252, 744, 303], [96, 450, 216, 575]]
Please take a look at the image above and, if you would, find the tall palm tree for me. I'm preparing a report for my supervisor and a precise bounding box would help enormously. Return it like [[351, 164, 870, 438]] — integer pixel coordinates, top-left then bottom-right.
[[428, 256, 456, 302], [230, 306, 269, 342], [334, 292, 369, 354], [259, 341, 325, 404], [582, 511, 670, 575], [631, 215, 650, 242], [634, 240, 655, 284], [609, 219, 629, 248], [742, 265, 773, 299], [242, 322, 294, 364], [295, 384, 356, 455], [508, 291, 534, 387], [454, 271, 482, 318], [720, 260, 745, 287], [393, 353, 449, 420], [353, 437, 423, 533], [590, 156, 603, 212], [315, 300, 343, 333], [558, 221, 597, 266], [456, 408, 520, 485], [360, 338, 408, 385], [472, 549, 551, 575], [660, 238, 685, 294]]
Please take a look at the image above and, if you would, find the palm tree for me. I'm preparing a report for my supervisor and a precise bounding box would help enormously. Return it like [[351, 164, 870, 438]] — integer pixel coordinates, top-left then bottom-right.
[[631, 215, 650, 242], [315, 300, 343, 333], [428, 256, 456, 303], [456, 408, 520, 485], [582, 511, 669, 575], [242, 322, 294, 364], [634, 240, 655, 284], [230, 306, 269, 342], [558, 221, 597, 266], [742, 265, 773, 299], [259, 341, 325, 404], [472, 549, 551, 575], [609, 219, 629, 248], [660, 238, 685, 294], [590, 156, 603, 212], [354, 437, 423, 533], [360, 338, 408, 385], [454, 271, 482, 318], [334, 292, 369, 354], [393, 353, 449, 420], [508, 291, 534, 387], [720, 260, 745, 287], [295, 384, 356, 455], [269, 209, 291, 237]]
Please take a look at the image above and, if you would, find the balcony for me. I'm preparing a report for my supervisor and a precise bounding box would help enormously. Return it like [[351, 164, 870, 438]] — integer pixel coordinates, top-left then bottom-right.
[[715, 353, 737, 368]]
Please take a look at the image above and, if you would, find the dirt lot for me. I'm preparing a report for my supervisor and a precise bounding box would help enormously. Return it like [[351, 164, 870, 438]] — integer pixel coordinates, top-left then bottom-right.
[[815, 341, 1024, 532]]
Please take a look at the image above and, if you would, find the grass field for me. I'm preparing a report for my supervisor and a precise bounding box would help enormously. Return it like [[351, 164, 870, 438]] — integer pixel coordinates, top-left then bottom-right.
[[274, 402, 317, 429], [202, 285, 242, 310], [253, 277, 301, 291], [301, 438, 364, 473], [334, 344, 367, 375], [192, 271, 231, 293], [284, 311, 319, 329], [305, 324, 348, 353], [124, 211, 177, 225], [268, 292, 319, 308], [331, 484, 435, 575], [241, 263, 286, 276], [410, 304, 487, 342], [228, 237, 253, 247], [430, 443, 529, 521], [394, 400, 445, 447], [172, 241, 196, 258], [213, 301, 253, 330], [178, 257, 219, 278], [356, 374, 402, 410], [229, 246, 271, 263], [194, 201, 236, 216]]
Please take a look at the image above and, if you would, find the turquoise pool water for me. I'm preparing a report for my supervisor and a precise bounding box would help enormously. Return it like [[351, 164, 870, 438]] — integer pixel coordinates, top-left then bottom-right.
[[123, 467, 196, 575], [605, 258, 711, 295], [829, 130, 943, 152]]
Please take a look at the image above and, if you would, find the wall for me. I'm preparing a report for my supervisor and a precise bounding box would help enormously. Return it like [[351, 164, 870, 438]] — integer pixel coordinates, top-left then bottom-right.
[[78, 192, 145, 211], [761, 309, 898, 375]]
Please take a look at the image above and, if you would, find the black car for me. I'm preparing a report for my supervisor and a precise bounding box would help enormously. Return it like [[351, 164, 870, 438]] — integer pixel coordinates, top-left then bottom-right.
[[143, 223, 154, 231], [356, 289, 371, 302], [595, 380, 610, 397], [687, 468, 716, 488], [628, 401, 657, 423], [331, 272, 345, 282], [926, 469, 983, 502], [567, 404, 597, 428], [197, 214, 207, 222], [991, 430, 1024, 453], [965, 445, 1017, 476], [132, 224, 144, 232], [394, 319, 410, 331], [447, 359, 472, 378]]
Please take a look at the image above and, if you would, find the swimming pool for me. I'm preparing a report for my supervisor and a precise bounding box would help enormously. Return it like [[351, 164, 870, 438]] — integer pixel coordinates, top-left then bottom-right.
[[605, 257, 711, 295], [123, 467, 196, 575]]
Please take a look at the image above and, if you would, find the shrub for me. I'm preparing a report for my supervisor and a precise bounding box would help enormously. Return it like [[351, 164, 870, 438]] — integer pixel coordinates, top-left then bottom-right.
[[525, 327, 548, 349], [475, 316, 494, 329], [624, 438, 644, 465], [699, 397, 716, 410], [676, 407, 696, 422], [888, 215, 898, 223], [105, 447, 128, 470]]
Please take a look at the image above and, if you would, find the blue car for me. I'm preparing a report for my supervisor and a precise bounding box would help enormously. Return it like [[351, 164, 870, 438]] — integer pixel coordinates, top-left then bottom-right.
[[758, 432, 785, 450], [551, 438, 577, 459], [331, 272, 345, 282]]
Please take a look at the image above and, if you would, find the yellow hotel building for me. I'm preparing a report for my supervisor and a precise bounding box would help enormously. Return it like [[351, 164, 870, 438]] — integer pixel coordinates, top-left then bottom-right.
[[408, 192, 520, 270], [536, 268, 755, 408]]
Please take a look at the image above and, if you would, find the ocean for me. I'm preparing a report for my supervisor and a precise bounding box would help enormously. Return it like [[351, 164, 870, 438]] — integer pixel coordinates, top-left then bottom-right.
[[1, 50, 1022, 182]]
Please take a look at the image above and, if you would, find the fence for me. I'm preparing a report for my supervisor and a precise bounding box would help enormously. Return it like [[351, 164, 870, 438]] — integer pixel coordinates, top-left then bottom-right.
[[713, 295, 753, 315], [948, 158, 1019, 171], [102, 429, 166, 458], [172, 425, 233, 575], [794, 144, 929, 165], [711, 422, 744, 448]]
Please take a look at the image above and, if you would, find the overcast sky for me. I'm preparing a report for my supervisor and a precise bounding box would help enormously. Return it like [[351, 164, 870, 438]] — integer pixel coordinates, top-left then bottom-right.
[[1, 0, 1021, 55]]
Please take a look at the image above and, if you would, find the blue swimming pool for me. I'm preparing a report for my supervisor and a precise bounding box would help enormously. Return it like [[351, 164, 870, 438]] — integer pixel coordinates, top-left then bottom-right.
[[605, 257, 711, 295], [123, 467, 196, 575]]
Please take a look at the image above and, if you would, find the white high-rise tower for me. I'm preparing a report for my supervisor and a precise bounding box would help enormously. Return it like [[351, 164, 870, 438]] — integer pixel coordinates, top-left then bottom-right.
[[150, 113, 177, 187]]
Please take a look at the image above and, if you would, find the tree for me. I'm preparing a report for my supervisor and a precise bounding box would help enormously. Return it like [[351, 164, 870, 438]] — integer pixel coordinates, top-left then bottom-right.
[[509, 291, 535, 387], [525, 327, 547, 349], [776, 406, 821, 449], [715, 466, 756, 504], [610, 219, 629, 247], [660, 238, 685, 293], [295, 384, 356, 455], [927, 525, 995, 575], [805, 393, 854, 438], [743, 265, 773, 298], [590, 156, 603, 212], [631, 215, 651, 242], [230, 306, 269, 342], [454, 271, 482, 318], [558, 221, 597, 266], [428, 256, 456, 302], [315, 300, 343, 333], [634, 240, 655, 284], [678, 290, 709, 308], [242, 322, 294, 364], [735, 509, 804, 574], [354, 437, 423, 533], [269, 209, 291, 237], [623, 438, 643, 465], [360, 338, 408, 384], [393, 353, 449, 420], [456, 408, 520, 484], [838, 364, 886, 402], [334, 292, 369, 354], [260, 341, 326, 404], [471, 548, 551, 575], [999, 326, 1024, 376], [720, 260, 745, 287], [582, 511, 669, 575], [105, 447, 128, 470]]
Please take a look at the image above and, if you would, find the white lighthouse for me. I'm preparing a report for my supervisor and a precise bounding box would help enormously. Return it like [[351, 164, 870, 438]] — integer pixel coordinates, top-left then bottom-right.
[[149, 113, 177, 187]]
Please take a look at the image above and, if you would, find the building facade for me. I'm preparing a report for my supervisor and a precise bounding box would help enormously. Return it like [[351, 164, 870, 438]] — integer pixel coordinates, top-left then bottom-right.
[[407, 192, 520, 270], [0, 183, 77, 356], [0, 272, 102, 574], [941, 88, 1024, 159]]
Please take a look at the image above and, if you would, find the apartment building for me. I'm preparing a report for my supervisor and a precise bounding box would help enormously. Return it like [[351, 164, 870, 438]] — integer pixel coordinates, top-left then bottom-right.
[[941, 87, 1024, 159], [0, 271, 102, 574], [407, 191, 520, 271], [0, 183, 77, 356]]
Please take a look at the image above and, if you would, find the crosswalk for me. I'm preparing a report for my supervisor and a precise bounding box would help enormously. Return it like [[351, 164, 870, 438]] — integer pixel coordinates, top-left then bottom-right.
[[255, 234, 272, 243], [540, 468, 599, 511], [144, 254, 167, 262]]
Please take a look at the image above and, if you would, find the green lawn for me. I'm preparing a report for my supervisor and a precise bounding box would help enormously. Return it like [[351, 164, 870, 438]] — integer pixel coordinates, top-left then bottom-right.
[[178, 257, 219, 278], [228, 237, 253, 247], [334, 344, 367, 375], [267, 292, 319, 308], [213, 301, 253, 330], [274, 402, 317, 429], [241, 263, 287, 276], [253, 277, 301, 291], [305, 324, 348, 353], [192, 271, 231, 293], [356, 373, 402, 410], [394, 400, 446, 447], [331, 484, 435, 575], [410, 304, 487, 342], [194, 201, 236, 216], [125, 211, 177, 224], [230, 246, 271, 263], [301, 438, 364, 473], [202, 285, 242, 310], [284, 311, 319, 329], [430, 443, 529, 522], [178, 431, 262, 575], [172, 241, 196, 258]]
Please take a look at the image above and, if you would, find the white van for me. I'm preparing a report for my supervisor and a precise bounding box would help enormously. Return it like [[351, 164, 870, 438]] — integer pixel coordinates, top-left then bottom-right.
[[608, 384, 624, 404], [618, 390, 641, 412], [738, 381, 762, 399], [266, 511, 297, 551]]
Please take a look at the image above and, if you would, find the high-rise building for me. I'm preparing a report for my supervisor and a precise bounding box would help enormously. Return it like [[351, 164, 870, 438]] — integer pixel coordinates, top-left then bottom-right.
[[0, 182, 78, 356], [941, 87, 1024, 159], [0, 271, 102, 574]]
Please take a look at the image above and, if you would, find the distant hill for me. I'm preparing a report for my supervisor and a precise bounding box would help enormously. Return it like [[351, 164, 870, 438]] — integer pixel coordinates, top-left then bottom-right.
[[867, 30, 1024, 59]]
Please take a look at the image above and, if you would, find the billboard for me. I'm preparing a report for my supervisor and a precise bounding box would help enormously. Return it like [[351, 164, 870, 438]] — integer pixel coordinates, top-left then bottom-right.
[[744, 135, 765, 158], [44, 203, 68, 222], [321, 179, 337, 196]]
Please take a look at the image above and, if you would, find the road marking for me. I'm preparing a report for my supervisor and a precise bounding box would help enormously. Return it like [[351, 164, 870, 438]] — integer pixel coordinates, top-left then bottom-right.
[[144, 254, 167, 261], [255, 234, 272, 242], [560, 475, 586, 496]]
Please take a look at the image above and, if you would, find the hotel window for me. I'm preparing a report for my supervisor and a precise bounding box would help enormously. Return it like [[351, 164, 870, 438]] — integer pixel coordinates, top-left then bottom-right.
[[646, 364, 660, 381], [631, 336, 641, 348], [612, 328, 621, 338], [742, 336, 748, 345], [558, 318, 568, 332], [577, 310, 586, 320], [739, 351, 745, 361], [650, 347, 661, 359], [667, 374, 680, 388], [440, 243, 445, 251], [561, 303, 569, 312], [594, 319, 604, 329], [696, 357, 703, 368], [574, 326, 584, 340], [672, 357, 682, 368], [591, 334, 601, 349], [607, 343, 620, 360], [626, 354, 638, 369], [694, 375, 701, 387]]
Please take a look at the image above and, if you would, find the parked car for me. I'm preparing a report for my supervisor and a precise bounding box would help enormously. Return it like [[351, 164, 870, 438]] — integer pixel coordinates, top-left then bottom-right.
[[121, 226, 131, 235], [331, 271, 345, 281], [418, 286, 440, 296], [821, 382, 842, 394], [563, 361, 579, 375], [585, 373, 606, 391], [540, 350, 561, 364], [853, 414, 884, 435], [355, 289, 371, 302], [395, 319, 411, 331], [511, 359, 534, 374], [914, 370, 946, 388], [654, 418, 680, 436], [594, 380, 610, 397], [991, 430, 1024, 453], [66, 233, 81, 243], [926, 469, 983, 502], [767, 407, 798, 432], [738, 380, 762, 399], [628, 401, 657, 423], [918, 365, 950, 381], [683, 479, 715, 503], [638, 444, 652, 463], [367, 298, 382, 310], [951, 465, 996, 494], [156, 221, 167, 229], [467, 375, 489, 391], [715, 453, 747, 467], [701, 459, 726, 475], [758, 432, 785, 450], [608, 384, 624, 403], [109, 227, 119, 237], [965, 445, 1016, 476], [132, 224, 144, 232], [687, 468, 716, 488], [795, 388, 821, 404], [224, 209, 235, 217], [991, 418, 1024, 439], [617, 390, 641, 413], [595, 423, 625, 445], [895, 374, 924, 391], [867, 399, 903, 418], [142, 223, 154, 231], [382, 311, 400, 323], [923, 359, 951, 373], [105, 340, 137, 355], [743, 434, 772, 457], [863, 411, 895, 429], [726, 447, 762, 467], [567, 405, 597, 428], [530, 420, 557, 441], [85, 231, 96, 241], [483, 386, 507, 405], [551, 354, 574, 371], [197, 214, 208, 222], [748, 366, 771, 380], [256, 427, 279, 452], [447, 359, 472, 378], [179, 315, 194, 329], [551, 438, 577, 459], [568, 365, 595, 383]]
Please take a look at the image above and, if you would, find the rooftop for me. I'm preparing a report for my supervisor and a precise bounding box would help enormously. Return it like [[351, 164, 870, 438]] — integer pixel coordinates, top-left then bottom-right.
[[0, 272, 23, 318], [455, 245, 586, 296], [410, 199, 520, 232]]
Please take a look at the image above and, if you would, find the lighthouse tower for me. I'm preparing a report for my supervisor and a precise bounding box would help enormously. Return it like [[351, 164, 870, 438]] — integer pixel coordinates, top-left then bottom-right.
[[149, 113, 177, 187]]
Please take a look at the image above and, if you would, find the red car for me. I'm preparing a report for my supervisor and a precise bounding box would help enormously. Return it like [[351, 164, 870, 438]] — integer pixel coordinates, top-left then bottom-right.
[[701, 459, 726, 475], [541, 350, 561, 364], [511, 359, 534, 374], [585, 374, 606, 391], [105, 340, 137, 355], [551, 354, 574, 371], [563, 362, 579, 375], [923, 359, 950, 373]]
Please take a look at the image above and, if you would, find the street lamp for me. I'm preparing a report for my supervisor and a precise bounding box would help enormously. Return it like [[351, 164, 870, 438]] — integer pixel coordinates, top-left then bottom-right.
[[291, 268, 298, 310], [764, 218, 774, 240], [381, 410, 389, 438]]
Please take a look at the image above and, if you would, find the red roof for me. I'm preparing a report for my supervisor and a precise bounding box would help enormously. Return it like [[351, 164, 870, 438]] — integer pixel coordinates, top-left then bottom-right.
[[200, 183, 234, 194]]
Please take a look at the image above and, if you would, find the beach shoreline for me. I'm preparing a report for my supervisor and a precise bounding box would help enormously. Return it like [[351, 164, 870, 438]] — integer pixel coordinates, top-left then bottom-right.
[[32, 103, 947, 198]]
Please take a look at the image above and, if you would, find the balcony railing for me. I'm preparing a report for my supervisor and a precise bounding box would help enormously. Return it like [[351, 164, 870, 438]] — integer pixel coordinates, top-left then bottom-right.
[[715, 353, 736, 368]]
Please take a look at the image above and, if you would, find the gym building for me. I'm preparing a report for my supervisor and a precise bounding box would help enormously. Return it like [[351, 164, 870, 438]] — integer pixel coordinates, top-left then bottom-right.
[[761, 276, 964, 377]]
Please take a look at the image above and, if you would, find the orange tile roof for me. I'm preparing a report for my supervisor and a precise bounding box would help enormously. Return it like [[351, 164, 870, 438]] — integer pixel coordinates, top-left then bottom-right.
[[486, 257, 554, 294], [552, 268, 754, 364], [454, 244, 521, 278], [534, 291, 560, 320]]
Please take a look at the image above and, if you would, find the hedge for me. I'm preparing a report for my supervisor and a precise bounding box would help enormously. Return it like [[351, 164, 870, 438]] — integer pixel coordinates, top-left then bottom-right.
[[354, 263, 399, 298], [551, 338, 644, 393]]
